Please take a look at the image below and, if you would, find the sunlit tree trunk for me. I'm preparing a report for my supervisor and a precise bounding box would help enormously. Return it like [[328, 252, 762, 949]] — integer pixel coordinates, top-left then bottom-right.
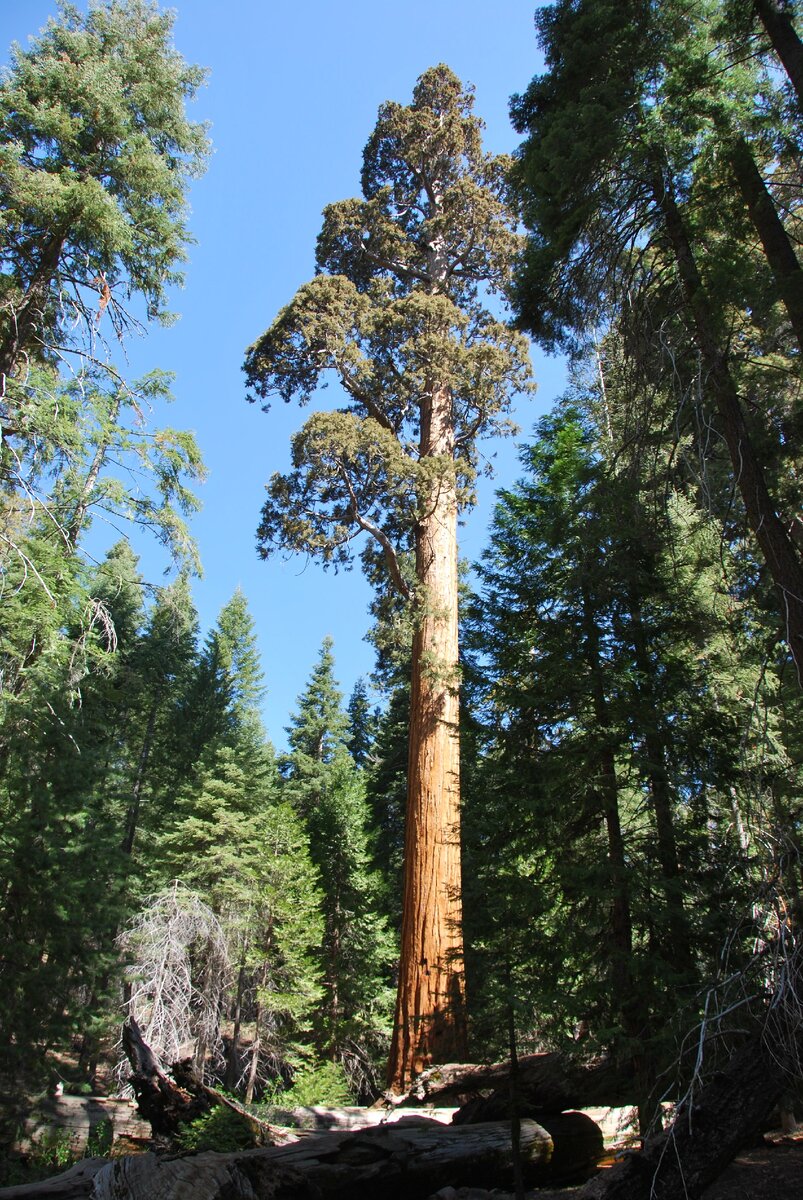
[[388, 382, 467, 1091]]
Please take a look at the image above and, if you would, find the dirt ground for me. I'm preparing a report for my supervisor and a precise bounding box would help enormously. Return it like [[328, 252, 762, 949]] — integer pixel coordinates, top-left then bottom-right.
[[508, 1130, 803, 1200], [697, 1131, 803, 1200]]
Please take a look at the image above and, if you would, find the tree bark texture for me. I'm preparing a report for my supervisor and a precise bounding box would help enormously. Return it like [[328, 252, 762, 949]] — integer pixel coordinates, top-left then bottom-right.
[[727, 133, 803, 352], [388, 381, 467, 1091], [654, 169, 803, 684], [86, 1117, 557, 1200], [754, 0, 803, 108]]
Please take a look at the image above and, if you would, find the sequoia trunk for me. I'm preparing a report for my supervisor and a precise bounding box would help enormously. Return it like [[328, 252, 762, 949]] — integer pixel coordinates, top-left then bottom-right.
[[388, 382, 467, 1092]]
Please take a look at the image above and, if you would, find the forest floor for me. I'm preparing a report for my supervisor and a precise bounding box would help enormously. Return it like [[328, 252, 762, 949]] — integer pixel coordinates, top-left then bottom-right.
[[695, 1129, 803, 1200], [512, 1128, 803, 1200]]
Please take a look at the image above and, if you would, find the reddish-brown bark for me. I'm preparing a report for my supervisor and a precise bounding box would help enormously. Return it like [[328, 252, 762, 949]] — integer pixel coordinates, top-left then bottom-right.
[[387, 382, 467, 1092]]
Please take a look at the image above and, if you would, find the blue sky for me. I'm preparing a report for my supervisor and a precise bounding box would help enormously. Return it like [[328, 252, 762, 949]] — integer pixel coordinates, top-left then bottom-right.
[[3, 1, 566, 747]]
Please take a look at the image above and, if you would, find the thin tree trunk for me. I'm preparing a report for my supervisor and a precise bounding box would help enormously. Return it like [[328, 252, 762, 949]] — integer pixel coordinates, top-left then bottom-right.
[[727, 133, 803, 351], [121, 701, 158, 856], [388, 381, 467, 1092], [754, 0, 803, 108], [581, 584, 634, 994], [582, 583, 655, 1134], [626, 587, 692, 977], [0, 232, 67, 385], [653, 167, 803, 683], [245, 963, 266, 1104], [245, 1023, 261, 1105], [225, 958, 247, 1092], [505, 962, 525, 1200]]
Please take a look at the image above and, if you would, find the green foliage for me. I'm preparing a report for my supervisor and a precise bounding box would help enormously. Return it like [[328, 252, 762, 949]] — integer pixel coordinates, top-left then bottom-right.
[[244, 64, 532, 600], [463, 350, 803, 1119], [283, 640, 394, 1089], [176, 1105, 256, 1154], [0, 0, 210, 357], [346, 678, 379, 769], [85, 1118, 114, 1158], [276, 1058, 353, 1107]]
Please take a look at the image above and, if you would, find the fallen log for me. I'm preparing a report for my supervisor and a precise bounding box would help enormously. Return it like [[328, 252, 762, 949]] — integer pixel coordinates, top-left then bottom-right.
[[580, 1031, 789, 1200], [121, 1017, 207, 1140], [395, 1052, 634, 1111], [0, 1157, 108, 1200], [88, 1116, 555, 1200]]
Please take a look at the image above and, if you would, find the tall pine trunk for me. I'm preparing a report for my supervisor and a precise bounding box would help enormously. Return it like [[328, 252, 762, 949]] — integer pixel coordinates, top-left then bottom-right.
[[626, 587, 692, 975], [754, 0, 803, 106], [653, 167, 803, 683], [582, 583, 656, 1132], [388, 382, 467, 1092], [727, 134, 803, 352]]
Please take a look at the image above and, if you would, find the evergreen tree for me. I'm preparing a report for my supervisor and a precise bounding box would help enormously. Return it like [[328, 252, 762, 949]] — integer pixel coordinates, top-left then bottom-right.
[[245, 64, 532, 1090], [0, 0, 209, 383], [121, 572, 199, 861], [465, 385, 780, 1129], [0, 543, 145, 1080], [346, 678, 379, 769], [151, 591, 325, 1094], [508, 0, 803, 680], [284, 640, 393, 1092]]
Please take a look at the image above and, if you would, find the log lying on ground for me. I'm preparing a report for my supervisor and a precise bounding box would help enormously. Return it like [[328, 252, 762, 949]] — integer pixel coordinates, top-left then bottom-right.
[[88, 1116, 555, 1200], [581, 1031, 789, 1200], [395, 1052, 633, 1111], [0, 1158, 108, 1200], [265, 1103, 458, 1129]]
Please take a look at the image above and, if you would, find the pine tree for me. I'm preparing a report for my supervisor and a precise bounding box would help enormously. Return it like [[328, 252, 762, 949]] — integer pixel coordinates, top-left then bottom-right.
[[284, 640, 393, 1091], [346, 678, 379, 769], [508, 0, 803, 680], [148, 591, 326, 1094], [0, 0, 209, 383], [465, 384, 779, 1129], [0, 543, 145, 1080]]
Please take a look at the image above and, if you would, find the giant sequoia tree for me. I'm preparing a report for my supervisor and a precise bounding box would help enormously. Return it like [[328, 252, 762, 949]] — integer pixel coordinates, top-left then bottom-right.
[[244, 65, 532, 1090]]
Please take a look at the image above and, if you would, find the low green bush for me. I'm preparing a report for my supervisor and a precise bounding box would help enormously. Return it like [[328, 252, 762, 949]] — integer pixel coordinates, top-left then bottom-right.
[[176, 1104, 255, 1154]]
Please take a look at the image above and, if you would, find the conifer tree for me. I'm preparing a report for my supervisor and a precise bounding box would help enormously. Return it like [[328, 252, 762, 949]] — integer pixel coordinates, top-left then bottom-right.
[[245, 65, 532, 1089], [0, 0, 209, 384], [153, 591, 325, 1094], [466, 372, 795, 1130], [0, 542, 145, 1079], [284, 640, 393, 1090], [508, 0, 803, 681], [346, 678, 379, 769]]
